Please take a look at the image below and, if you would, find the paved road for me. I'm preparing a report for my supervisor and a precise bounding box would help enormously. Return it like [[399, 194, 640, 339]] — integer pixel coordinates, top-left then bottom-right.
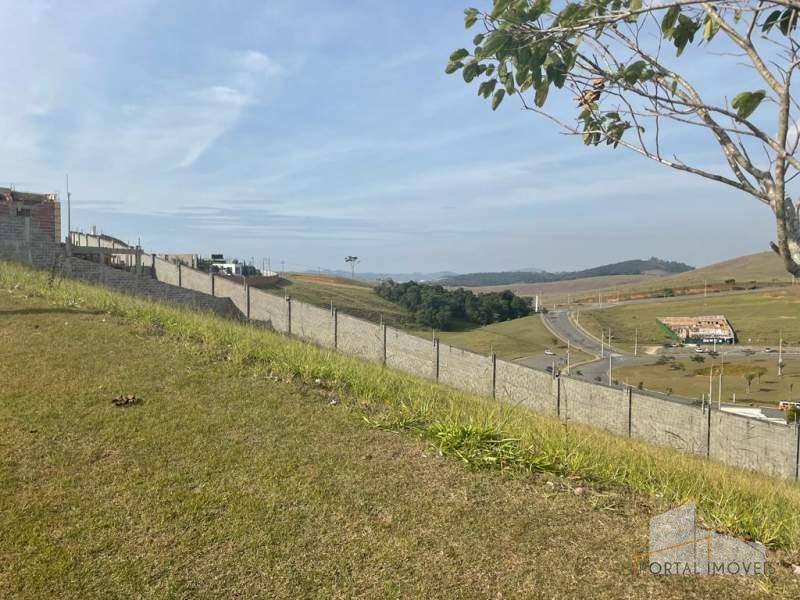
[[542, 309, 623, 357]]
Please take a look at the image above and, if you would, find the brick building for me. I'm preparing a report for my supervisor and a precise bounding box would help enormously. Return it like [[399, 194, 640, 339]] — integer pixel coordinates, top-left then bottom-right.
[[0, 187, 61, 242]]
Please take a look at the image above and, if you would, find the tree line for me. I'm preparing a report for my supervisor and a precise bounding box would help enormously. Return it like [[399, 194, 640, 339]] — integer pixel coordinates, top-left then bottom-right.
[[375, 280, 531, 330]]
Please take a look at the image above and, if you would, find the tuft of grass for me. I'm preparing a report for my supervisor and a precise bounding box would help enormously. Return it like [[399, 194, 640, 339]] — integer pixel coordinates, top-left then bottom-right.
[[3, 259, 800, 556]]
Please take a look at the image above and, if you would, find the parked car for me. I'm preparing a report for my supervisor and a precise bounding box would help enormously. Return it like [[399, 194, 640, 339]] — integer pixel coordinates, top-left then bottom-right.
[[694, 347, 705, 353], [544, 349, 555, 356]]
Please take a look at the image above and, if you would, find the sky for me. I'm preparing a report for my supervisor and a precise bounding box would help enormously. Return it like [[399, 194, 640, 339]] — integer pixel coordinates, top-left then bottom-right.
[[0, 0, 783, 274]]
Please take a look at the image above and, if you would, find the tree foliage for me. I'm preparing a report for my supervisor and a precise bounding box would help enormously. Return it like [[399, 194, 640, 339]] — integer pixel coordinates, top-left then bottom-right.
[[376, 280, 531, 329], [448, 0, 800, 276]]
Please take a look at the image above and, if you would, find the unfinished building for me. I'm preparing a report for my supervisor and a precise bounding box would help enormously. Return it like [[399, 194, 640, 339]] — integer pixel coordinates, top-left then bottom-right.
[[657, 315, 736, 344]]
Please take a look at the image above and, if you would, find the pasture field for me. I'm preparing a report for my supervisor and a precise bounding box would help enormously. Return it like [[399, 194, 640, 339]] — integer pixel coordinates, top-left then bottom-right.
[[579, 286, 800, 352]]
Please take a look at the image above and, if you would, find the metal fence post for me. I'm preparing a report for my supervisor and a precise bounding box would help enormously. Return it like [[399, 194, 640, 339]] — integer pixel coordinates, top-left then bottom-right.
[[178, 263, 182, 288], [287, 296, 292, 336], [706, 403, 712, 459], [246, 284, 251, 321], [382, 324, 387, 366], [333, 308, 338, 350], [211, 273, 216, 297], [491, 352, 497, 399], [627, 386, 633, 437], [434, 338, 440, 382], [795, 421, 799, 481], [556, 375, 561, 418]]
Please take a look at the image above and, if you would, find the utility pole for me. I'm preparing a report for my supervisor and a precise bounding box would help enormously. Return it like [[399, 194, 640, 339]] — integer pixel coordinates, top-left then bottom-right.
[[718, 354, 724, 409], [634, 328, 638, 357], [779, 332, 784, 377], [704, 279, 708, 298], [600, 329, 604, 358], [708, 360, 714, 408], [608, 330, 613, 385], [65, 175, 72, 257], [567, 340, 571, 373]]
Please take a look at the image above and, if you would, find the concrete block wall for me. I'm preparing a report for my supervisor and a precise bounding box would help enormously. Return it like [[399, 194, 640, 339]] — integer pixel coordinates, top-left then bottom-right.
[[249, 288, 289, 333], [710, 411, 797, 479], [630, 391, 705, 455], [495, 360, 556, 415], [0, 212, 61, 267], [180, 265, 212, 295], [63, 257, 239, 317], [386, 328, 435, 380], [293, 301, 335, 348], [154, 257, 180, 286], [560, 377, 628, 436], [438, 344, 493, 397], [213, 275, 247, 314], [337, 313, 384, 362]]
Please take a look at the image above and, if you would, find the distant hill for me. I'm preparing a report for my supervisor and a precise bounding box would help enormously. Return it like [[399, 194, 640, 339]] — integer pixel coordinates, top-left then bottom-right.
[[440, 257, 694, 287], [310, 269, 459, 282]]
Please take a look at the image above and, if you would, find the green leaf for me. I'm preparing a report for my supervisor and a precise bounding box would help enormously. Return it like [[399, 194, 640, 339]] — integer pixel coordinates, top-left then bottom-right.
[[492, 88, 506, 110], [481, 30, 511, 56], [464, 8, 479, 28], [473, 33, 485, 46], [731, 90, 767, 119], [762, 10, 781, 33], [449, 48, 470, 62], [478, 78, 498, 98], [703, 15, 719, 42], [534, 80, 549, 107], [779, 8, 799, 36], [490, 0, 513, 19], [445, 61, 463, 75], [661, 5, 680, 35], [463, 62, 479, 83]]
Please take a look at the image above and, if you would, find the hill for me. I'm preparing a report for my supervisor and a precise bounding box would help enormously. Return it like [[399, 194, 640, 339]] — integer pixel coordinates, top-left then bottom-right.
[[441, 257, 693, 287], [466, 251, 793, 304]]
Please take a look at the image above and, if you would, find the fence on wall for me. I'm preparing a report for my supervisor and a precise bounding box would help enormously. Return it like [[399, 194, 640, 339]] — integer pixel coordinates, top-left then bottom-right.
[[152, 257, 800, 481]]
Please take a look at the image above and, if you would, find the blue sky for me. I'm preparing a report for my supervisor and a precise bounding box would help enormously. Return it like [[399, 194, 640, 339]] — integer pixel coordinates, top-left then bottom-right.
[[0, 0, 780, 273]]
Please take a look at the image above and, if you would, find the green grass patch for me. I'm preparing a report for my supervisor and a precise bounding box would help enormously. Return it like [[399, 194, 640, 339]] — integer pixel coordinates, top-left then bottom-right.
[[434, 314, 592, 362]]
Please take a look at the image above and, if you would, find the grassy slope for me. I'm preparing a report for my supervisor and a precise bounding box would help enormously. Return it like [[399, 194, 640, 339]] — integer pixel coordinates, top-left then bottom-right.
[[260, 273, 411, 328], [3, 261, 800, 597], [614, 356, 800, 406], [435, 314, 593, 362], [581, 286, 800, 350]]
